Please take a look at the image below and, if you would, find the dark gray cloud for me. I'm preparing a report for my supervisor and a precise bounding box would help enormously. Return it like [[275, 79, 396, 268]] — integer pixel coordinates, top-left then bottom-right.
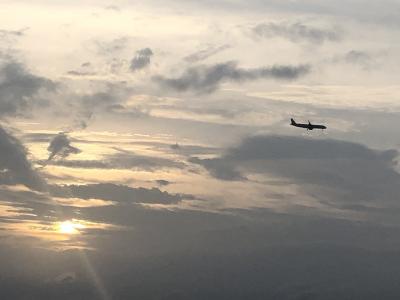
[[190, 135, 400, 214], [0, 126, 45, 191], [0, 61, 55, 117], [12, 202, 398, 300], [0, 211, 400, 300], [4, 205, 400, 300], [184, 44, 231, 63], [47, 133, 81, 161], [253, 21, 340, 43], [189, 156, 244, 181], [154, 61, 310, 93], [130, 48, 153, 71]]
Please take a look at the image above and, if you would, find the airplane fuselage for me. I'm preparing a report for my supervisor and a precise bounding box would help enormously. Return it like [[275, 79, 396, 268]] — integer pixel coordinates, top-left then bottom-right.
[[290, 119, 326, 130]]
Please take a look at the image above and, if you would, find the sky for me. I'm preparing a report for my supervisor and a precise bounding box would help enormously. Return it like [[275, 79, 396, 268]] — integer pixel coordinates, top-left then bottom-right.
[[1, 1, 400, 299]]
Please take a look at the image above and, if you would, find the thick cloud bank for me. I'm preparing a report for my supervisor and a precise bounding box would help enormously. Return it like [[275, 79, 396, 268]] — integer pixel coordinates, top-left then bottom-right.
[[191, 135, 400, 216]]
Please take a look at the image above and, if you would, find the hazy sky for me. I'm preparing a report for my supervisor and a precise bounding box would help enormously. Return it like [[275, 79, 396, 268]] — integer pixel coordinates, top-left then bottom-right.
[[1, 1, 400, 299]]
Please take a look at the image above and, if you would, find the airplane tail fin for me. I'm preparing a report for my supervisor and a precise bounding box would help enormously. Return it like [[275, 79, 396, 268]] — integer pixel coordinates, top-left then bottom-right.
[[290, 118, 296, 125]]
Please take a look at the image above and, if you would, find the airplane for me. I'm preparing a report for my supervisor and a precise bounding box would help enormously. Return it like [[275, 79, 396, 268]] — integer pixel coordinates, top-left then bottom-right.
[[290, 118, 326, 130]]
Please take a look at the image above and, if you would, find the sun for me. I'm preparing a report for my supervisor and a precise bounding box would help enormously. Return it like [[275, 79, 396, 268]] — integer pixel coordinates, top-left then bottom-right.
[[58, 221, 83, 234]]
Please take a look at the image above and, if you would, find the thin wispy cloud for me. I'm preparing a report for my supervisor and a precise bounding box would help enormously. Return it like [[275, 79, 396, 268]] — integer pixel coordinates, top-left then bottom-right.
[[184, 44, 231, 63], [253, 21, 341, 44]]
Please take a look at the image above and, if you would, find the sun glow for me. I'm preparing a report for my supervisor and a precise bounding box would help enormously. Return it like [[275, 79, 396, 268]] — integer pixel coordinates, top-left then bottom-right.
[[58, 220, 84, 234]]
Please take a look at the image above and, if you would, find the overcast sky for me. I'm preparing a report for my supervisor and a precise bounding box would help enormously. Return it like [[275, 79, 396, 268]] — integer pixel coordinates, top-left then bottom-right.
[[1, 1, 400, 299]]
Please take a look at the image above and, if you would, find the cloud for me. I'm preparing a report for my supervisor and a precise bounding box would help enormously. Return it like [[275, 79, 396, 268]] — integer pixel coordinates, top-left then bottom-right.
[[0, 125, 45, 191], [184, 44, 231, 63], [189, 156, 244, 181], [43, 148, 184, 171], [152, 0, 400, 26], [47, 133, 81, 161], [108, 147, 184, 170], [130, 48, 154, 71], [155, 179, 171, 186], [344, 50, 371, 64], [154, 61, 310, 93], [334, 50, 374, 69], [55, 202, 400, 300], [1, 131, 400, 299], [253, 21, 340, 43], [81, 62, 91, 68], [104, 5, 120, 12], [327, 50, 374, 71], [50, 183, 184, 205], [95, 37, 130, 56], [0, 61, 55, 117], [0, 27, 29, 38], [66, 83, 134, 130], [66, 70, 97, 77], [2, 204, 400, 299], [190, 135, 400, 213]]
